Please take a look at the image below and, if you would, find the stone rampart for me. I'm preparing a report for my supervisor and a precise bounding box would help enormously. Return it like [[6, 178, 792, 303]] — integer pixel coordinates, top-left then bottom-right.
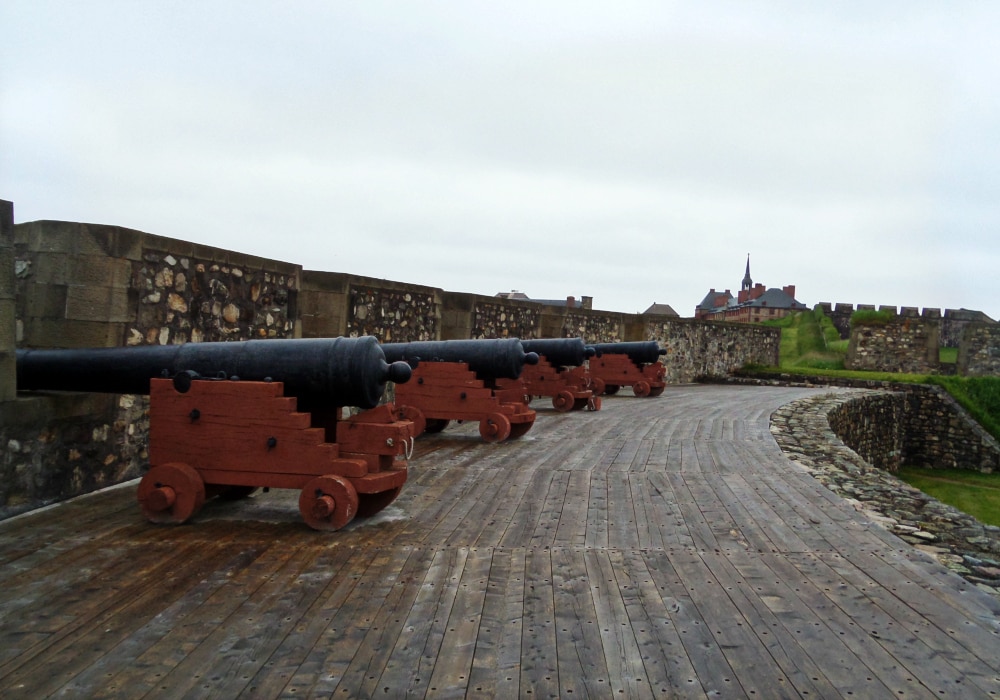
[[3, 220, 302, 518], [771, 391, 1000, 592], [821, 301, 995, 349], [3, 215, 781, 517], [826, 391, 905, 472], [958, 323, 1000, 377], [845, 317, 940, 374], [647, 317, 780, 384]]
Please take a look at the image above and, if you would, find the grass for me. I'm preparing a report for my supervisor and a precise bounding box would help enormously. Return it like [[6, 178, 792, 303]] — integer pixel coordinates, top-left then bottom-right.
[[897, 467, 1000, 527], [761, 308, 845, 370], [940, 347, 958, 364], [747, 308, 1000, 526]]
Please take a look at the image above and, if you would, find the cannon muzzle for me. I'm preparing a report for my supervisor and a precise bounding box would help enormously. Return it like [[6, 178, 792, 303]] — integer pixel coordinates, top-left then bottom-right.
[[381, 338, 538, 380], [591, 341, 666, 365], [15, 336, 411, 410], [520, 338, 594, 368]]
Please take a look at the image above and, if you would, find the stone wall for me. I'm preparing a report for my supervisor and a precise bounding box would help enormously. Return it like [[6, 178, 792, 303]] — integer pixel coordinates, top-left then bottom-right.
[[0, 201, 14, 402], [902, 384, 1000, 473], [826, 391, 905, 472], [3, 215, 784, 517], [647, 317, 780, 384], [819, 301, 995, 350], [470, 298, 541, 340], [958, 323, 1000, 377], [771, 391, 1000, 592], [3, 220, 303, 517], [845, 317, 940, 374]]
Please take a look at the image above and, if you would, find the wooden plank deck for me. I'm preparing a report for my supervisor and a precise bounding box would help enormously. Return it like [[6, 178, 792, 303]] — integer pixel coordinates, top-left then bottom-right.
[[1, 384, 999, 698]]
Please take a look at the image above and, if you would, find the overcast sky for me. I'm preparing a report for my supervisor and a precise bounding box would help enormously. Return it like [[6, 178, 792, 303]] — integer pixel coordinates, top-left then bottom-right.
[[2, 2, 998, 319]]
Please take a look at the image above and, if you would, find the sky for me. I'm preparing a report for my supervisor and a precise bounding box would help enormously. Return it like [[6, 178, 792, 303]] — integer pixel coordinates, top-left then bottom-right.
[[2, 1, 998, 319]]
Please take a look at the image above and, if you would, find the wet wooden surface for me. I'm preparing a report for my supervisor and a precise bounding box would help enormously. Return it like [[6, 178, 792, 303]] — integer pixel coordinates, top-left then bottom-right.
[[1, 384, 999, 698]]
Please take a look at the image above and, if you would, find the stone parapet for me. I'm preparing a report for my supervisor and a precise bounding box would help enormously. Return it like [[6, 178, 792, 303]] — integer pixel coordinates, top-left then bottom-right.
[[771, 391, 1000, 594]]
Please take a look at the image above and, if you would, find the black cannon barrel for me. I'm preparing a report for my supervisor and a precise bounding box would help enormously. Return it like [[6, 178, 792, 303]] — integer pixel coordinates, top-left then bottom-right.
[[520, 338, 595, 368], [381, 338, 539, 380], [15, 336, 412, 410], [591, 341, 666, 365]]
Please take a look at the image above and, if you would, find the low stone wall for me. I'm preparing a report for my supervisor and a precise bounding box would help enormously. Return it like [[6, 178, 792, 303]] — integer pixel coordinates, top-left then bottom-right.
[[771, 391, 1000, 594], [902, 384, 1000, 473], [826, 391, 905, 472], [4, 221, 303, 516], [0, 392, 149, 520], [845, 318, 940, 374], [648, 317, 780, 384], [958, 322, 1000, 377]]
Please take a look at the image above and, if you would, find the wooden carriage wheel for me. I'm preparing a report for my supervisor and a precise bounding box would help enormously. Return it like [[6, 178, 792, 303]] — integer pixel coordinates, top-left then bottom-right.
[[552, 390, 575, 412], [633, 380, 651, 398], [479, 412, 512, 442], [137, 462, 206, 524], [299, 475, 359, 531]]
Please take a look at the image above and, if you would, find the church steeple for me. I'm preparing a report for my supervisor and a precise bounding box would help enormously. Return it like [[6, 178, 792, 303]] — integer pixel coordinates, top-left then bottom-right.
[[741, 254, 753, 292]]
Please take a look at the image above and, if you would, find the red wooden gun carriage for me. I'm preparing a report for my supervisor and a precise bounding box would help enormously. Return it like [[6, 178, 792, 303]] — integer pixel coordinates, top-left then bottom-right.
[[16, 337, 415, 530], [588, 341, 667, 397], [494, 338, 601, 412], [382, 339, 539, 442]]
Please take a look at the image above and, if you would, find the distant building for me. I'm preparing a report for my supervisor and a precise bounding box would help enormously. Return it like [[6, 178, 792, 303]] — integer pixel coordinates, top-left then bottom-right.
[[494, 291, 593, 310], [642, 302, 679, 317], [695, 256, 806, 323]]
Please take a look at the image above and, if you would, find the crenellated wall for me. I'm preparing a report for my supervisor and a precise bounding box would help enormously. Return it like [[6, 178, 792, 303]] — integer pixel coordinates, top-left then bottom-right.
[[817, 301, 994, 348]]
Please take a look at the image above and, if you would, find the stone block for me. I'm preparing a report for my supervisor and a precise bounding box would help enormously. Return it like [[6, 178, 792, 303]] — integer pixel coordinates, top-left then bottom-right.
[[22, 318, 126, 349], [0, 246, 15, 298], [24, 283, 68, 318], [68, 255, 132, 289], [32, 253, 71, 285], [65, 285, 132, 323]]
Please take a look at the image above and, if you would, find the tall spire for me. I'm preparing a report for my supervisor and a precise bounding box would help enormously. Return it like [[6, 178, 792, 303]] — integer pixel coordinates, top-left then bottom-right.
[[741, 253, 753, 292]]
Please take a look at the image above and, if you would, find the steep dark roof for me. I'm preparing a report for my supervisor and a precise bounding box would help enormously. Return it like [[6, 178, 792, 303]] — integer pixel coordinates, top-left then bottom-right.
[[744, 287, 807, 310], [643, 303, 679, 316], [697, 289, 733, 311]]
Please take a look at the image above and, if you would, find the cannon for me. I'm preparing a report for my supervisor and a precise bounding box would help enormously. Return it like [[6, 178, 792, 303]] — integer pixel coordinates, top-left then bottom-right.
[[494, 338, 601, 412], [381, 338, 539, 442], [16, 337, 416, 531], [588, 341, 667, 397]]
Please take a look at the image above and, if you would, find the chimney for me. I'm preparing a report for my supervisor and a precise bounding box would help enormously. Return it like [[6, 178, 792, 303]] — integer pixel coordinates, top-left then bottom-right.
[[566, 296, 576, 308], [783, 285, 796, 299], [581, 296, 593, 310]]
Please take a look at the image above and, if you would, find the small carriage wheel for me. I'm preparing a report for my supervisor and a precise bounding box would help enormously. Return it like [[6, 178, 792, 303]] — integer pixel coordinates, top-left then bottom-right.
[[137, 462, 206, 524], [633, 380, 651, 398], [356, 487, 403, 518], [397, 405, 427, 437], [604, 384, 620, 395], [552, 390, 575, 412], [479, 413, 512, 443], [299, 475, 359, 531], [648, 385, 665, 397]]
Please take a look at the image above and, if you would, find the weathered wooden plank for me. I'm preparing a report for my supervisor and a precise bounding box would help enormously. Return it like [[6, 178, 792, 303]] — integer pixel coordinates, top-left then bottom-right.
[[519, 548, 558, 698], [423, 546, 493, 697], [550, 546, 609, 699], [641, 549, 742, 698]]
